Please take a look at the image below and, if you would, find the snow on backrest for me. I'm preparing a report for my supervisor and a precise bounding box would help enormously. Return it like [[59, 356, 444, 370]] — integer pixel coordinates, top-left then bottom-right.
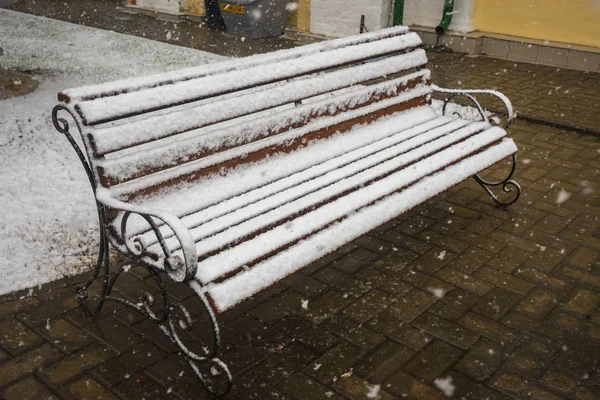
[[57, 28, 431, 200]]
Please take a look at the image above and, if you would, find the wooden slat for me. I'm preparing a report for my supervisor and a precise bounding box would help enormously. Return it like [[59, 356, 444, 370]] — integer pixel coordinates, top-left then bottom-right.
[[97, 73, 430, 187], [88, 49, 428, 157], [145, 121, 491, 259], [204, 139, 518, 313], [58, 26, 411, 104], [111, 96, 429, 201], [191, 129, 511, 286]]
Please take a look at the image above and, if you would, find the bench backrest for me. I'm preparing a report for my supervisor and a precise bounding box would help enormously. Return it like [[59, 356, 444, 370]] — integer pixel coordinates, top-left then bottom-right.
[[58, 27, 431, 202]]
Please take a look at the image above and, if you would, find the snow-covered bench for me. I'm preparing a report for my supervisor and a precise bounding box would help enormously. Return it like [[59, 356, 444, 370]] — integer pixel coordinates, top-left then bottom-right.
[[52, 26, 520, 395]]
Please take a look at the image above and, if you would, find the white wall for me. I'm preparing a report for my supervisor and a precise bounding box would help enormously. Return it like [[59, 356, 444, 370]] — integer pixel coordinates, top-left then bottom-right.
[[135, 0, 181, 14], [403, 0, 474, 32], [310, 0, 394, 37]]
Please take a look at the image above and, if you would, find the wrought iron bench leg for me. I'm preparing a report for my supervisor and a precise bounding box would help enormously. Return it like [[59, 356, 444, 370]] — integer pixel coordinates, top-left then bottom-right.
[[53, 105, 233, 396], [473, 153, 521, 206]]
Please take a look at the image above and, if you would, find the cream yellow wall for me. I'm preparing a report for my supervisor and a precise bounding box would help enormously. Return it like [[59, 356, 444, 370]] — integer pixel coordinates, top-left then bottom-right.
[[183, 0, 204, 16], [297, 0, 311, 31], [473, 0, 600, 48]]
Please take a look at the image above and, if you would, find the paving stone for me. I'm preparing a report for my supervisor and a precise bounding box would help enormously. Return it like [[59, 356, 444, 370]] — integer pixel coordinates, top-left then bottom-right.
[[313, 268, 370, 298], [331, 374, 395, 400], [342, 289, 394, 323], [250, 289, 306, 325], [371, 249, 419, 274], [304, 342, 366, 384], [490, 372, 528, 395], [435, 267, 493, 296], [563, 288, 600, 316], [61, 376, 120, 400], [278, 373, 344, 400], [331, 248, 379, 274], [502, 340, 556, 379], [40, 343, 116, 386], [560, 266, 600, 287], [1, 376, 59, 400], [387, 289, 438, 322], [501, 310, 563, 341], [553, 347, 596, 377], [412, 312, 479, 350], [460, 312, 522, 347], [541, 369, 576, 393], [385, 370, 445, 400], [568, 246, 599, 268], [354, 340, 414, 383], [221, 344, 268, 375], [353, 267, 413, 297], [281, 273, 328, 298], [0, 297, 40, 319], [472, 287, 521, 320], [486, 246, 531, 273], [444, 247, 493, 274], [417, 231, 470, 254], [378, 230, 433, 255], [321, 315, 385, 350], [0, 343, 62, 387], [475, 266, 535, 295], [517, 288, 561, 317], [227, 315, 292, 353], [454, 338, 505, 380], [526, 386, 564, 400], [92, 341, 167, 387], [403, 340, 463, 382], [113, 373, 180, 400], [387, 323, 434, 351], [41, 318, 93, 354], [396, 213, 438, 236], [515, 267, 570, 291], [302, 290, 354, 325], [276, 315, 339, 353], [411, 247, 456, 275], [443, 370, 511, 400], [401, 269, 454, 295], [254, 342, 319, 385], [428, 288, 480, 321], [0, 318, 43, 354]]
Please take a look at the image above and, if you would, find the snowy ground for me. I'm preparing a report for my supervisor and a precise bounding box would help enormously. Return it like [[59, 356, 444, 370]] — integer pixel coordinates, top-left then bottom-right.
[[0, 9, 225, 295]]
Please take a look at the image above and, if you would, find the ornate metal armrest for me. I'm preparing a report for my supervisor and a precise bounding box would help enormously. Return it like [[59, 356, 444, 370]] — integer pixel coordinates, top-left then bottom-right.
[[431, 85, 515, 129], [95, 189, 198, 283]]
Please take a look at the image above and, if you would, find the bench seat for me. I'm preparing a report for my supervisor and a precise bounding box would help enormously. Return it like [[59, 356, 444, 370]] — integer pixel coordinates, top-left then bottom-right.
[[101, 105, 516, 312]]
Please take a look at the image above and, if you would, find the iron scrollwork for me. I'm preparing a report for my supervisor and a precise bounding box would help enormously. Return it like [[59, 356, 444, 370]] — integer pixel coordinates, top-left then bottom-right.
[[432, 86, 521, 206], [52, 105, 232, 396]]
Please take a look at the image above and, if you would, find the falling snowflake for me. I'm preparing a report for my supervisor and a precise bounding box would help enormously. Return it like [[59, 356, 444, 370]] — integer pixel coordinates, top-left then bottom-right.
[[428, 288, 445, 299], [366, 383, 381, 398], [556, 189, 571, 204], [434, 376, 455, 397], [301, 299, 309, 309], [286, 2, 298, 11], [437, 250, 446, 260]]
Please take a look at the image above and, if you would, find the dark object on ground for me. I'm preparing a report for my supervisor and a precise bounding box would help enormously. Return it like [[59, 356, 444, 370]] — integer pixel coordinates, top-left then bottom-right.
[[204, 0, 226, 30], [218, 0, 289, 39], [51, 26, 519, 396]]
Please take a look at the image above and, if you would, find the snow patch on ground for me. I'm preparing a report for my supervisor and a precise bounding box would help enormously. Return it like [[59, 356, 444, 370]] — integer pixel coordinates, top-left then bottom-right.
[[0, 9, 224, 296]]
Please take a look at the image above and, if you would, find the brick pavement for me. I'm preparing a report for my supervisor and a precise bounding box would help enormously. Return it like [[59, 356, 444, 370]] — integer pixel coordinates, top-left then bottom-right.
[[1, 1, 600, 399]]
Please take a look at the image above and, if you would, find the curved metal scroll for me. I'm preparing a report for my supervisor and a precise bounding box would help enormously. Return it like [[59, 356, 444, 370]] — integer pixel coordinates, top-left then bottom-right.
[[437, 90, 521, 207], [473, 154, 521, 206], [52, 105, 232, 396]]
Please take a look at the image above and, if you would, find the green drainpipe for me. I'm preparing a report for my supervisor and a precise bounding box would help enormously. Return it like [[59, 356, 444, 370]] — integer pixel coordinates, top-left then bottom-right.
[[436, 0, 455, 34], [393, 0, 404, 26]]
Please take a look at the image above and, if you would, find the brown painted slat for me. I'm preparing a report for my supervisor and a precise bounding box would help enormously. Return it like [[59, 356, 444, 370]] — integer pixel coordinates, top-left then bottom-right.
[[98, 76, 428, 187], [205, 137, 504, 287], [113, 96, 429, 201]]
